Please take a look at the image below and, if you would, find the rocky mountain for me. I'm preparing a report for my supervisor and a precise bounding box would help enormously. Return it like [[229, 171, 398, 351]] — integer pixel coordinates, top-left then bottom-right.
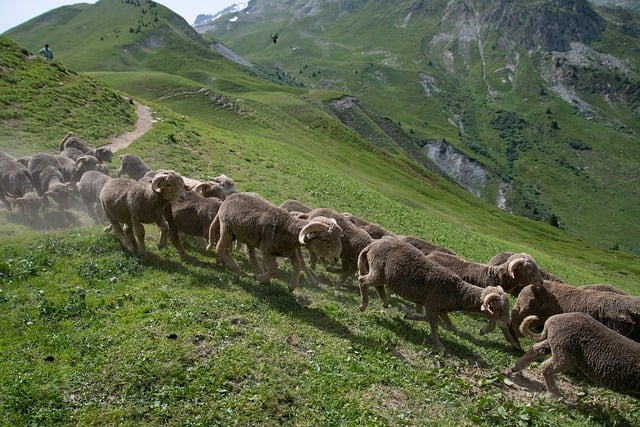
[[3, 0, 640, 253], [200, 0, 640, 254]]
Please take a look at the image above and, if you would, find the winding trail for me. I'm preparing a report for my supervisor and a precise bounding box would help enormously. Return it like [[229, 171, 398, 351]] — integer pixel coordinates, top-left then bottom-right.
[[103, 101, 154, 152]]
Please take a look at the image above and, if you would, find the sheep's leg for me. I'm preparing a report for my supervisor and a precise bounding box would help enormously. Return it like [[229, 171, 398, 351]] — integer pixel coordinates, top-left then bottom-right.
[[256, 253, 277, 284], [498, 321, 523, 351], [216, 230, 241, 279], [540, 352, 570, 398], [510, 340, 550, 374], [156, 217, 169, 250], [245, 246, 264, 275], [131, 221, 147, 255], [110, 221, 136, 253], [480, 319, 496, 335], [439, 313, 458, 333], [357, 270, 380, 311], [424, 308, 444, 348], [287, 254, 303, 292], [374, 285, 390, 308], [298, 248, 318, 285]]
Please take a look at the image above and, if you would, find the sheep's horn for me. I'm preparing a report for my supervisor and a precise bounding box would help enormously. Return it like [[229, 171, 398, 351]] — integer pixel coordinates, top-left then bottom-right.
[[298, 219, 330, 245], [481, 292, 501, 315], [507, 257, 526, 279], [151, 173, 169, 193], [193, 182, 211, 192]]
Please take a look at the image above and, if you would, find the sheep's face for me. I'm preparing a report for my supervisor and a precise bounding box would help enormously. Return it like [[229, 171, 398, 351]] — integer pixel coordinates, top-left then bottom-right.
[[12, 192, 42, 220], [507, 255, 544, 288], [300, 218, 343, 264], [152, 173, 187, 202], [44, 183, 74, 210], [211, 175, 237, 197], [95, 147, 113, 163], [480, 286, 511, 325]]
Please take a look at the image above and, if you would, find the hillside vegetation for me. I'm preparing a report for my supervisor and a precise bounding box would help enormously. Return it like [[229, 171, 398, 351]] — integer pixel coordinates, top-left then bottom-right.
[[199, 0, 640, 254], [1, 3, 640, 425]]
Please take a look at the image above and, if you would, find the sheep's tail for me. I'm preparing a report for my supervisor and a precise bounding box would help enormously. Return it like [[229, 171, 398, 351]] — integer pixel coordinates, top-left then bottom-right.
[[205, 213, 220, 251], [519, 315, 547, 341], [357, 245, 370, 276], [58, 131, 73, 151]]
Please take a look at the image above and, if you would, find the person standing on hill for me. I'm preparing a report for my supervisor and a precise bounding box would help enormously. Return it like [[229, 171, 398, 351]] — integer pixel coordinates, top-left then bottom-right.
[[39, 44, 53, 60]]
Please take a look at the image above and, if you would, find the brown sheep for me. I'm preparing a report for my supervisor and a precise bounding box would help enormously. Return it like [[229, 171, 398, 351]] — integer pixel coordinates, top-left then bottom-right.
[[100, 172, 186, 255], [206, 192, 342, 292], [511, 312, 640, 399], [508, 280, 640, 350], [0, 151, 42, 220], [357, 236, 519, 349], [425, 251, 544, 296]]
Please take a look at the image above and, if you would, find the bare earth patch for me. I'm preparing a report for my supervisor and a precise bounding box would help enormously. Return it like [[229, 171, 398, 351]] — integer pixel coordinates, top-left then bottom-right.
[[102, 101, 154, 152]]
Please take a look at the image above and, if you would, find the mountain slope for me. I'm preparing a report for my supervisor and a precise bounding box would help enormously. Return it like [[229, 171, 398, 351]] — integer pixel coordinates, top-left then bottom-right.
[[1, 32, 639, 426], [201, 0, 640, 254]]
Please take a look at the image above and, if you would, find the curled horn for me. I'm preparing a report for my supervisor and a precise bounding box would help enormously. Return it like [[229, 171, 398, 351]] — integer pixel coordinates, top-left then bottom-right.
[[481, 292, 502, 315], [58, 131, 73, 151], [507, 257, 527, 279], [151, 173, 169, 193], [298, 219, 330, 245], [193, 182, 212, 193]]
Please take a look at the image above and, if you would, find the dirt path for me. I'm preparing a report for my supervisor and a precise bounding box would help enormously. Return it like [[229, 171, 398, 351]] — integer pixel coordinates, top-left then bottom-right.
[[103, 101, 153, 152]]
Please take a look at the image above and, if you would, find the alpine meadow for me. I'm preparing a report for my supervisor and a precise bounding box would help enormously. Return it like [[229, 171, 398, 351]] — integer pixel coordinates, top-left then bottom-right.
[[1, 0, 639, 426]]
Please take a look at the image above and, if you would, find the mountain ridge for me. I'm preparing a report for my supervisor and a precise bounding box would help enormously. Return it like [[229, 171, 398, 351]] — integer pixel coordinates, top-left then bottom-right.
[[3, 0, 640, 254], [199, 0, 640, 254]]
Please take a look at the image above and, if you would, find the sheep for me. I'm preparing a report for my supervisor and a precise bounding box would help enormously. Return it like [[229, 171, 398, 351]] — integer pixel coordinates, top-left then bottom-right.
[[78, 170, 112, 224], [306, 207, 375, 284], [510, 312, 640, 399], [117, 153, 152, 180], [0, 151, 42, 219], [425, 251, 544, 296], [488, 251, 563, 282], [27, 153, 76, 211], [396, 235, 455, 256], [100, 172, 186, 255], [54, 154, 106, 183], [209, 174, 237, 198], [279, 199, 313, 215], [357, 236, 519, 349], [58, 131, 113, 163], [579, 283, 628, 295], [508, 280, 640, 350], [164, 189, 222, 246], [341, 212, 395, 239], [206, 192, 343, 292]]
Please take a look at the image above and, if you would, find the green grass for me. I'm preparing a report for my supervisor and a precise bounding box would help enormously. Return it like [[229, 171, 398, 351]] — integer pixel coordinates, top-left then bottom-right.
[[1, 24, 640, 426]]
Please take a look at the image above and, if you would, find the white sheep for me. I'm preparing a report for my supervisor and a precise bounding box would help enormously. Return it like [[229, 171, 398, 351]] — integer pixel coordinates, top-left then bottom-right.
[[511, 312, 640, 399], [100, 172, 186, 255]]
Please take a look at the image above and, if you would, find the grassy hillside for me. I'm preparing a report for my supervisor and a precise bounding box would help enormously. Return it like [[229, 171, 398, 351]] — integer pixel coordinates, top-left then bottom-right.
[[1, 17, 640, 427], [202, 0, 640, 254]]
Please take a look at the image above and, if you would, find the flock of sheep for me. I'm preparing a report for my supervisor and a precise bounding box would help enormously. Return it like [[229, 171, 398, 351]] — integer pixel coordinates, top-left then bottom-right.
[[1, 132, 638, 402]]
